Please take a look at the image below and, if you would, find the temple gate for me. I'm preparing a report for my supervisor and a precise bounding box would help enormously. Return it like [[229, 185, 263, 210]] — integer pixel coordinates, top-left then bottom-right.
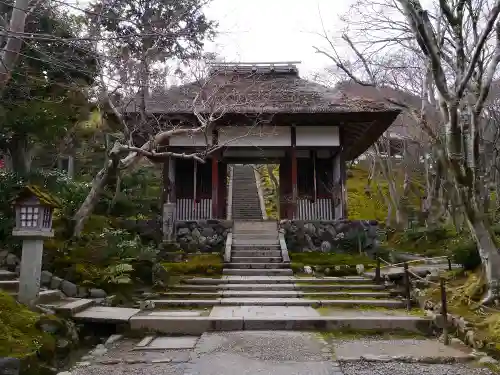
[[121, 62, 399, 224]]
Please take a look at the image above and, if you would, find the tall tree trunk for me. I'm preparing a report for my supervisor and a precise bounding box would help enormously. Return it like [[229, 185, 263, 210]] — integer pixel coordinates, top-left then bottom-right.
[[466, 217, 500, 304], [0, 0, 30, 90], [8, 136, 32, 175], [73, 158, 119, 236]]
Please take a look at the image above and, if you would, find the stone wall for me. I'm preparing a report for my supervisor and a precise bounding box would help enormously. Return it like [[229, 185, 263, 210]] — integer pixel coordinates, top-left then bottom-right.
[[176, 220, 232, 253], [0, 250, 108, 300], [279, 219, 379, 253]]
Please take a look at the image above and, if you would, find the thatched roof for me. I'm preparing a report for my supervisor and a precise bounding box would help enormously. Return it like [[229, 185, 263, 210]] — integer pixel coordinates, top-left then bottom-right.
[[334, 81, 440, 142], [121, 64, 401, 160]]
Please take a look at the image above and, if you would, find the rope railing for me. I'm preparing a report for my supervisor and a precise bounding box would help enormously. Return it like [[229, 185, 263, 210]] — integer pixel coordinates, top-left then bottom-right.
[[373, 254, 500, 346]]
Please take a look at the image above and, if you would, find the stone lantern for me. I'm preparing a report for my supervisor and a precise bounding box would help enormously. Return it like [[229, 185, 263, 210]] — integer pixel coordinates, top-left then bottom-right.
[[11, 185, 60, 304]]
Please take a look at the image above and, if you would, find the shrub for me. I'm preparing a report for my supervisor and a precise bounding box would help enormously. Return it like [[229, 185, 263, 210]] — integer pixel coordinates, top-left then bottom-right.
[[451, 240, 482, 270]]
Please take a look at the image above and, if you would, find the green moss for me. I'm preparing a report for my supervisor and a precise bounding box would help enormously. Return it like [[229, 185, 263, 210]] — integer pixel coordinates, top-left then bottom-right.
[[162, 254, 223, 276], [0, 292, 55, 358], [319, 329, 428, 340], [316, 306, 425, 317], [289, 252, 373, 266]]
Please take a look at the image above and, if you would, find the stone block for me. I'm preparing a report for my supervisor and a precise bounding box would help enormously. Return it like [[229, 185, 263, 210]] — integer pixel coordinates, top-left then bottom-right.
[[209, 317, 244, 331], [40, 271, 52, 287], [0, 357, 20, 375], [60, 280, 78, 297], [129, 316, 210, 334], [50, 276, 63, 290], [56, 299, 94, 317], [89, 288, 107, 298]]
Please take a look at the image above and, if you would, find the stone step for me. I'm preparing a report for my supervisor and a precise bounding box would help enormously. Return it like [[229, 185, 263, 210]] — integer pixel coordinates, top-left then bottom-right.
[[72, 306, 141, 323], [231, 251, 282, 258], [297, 284, 387, 291], [129, 315, 432, 335], [223, 268, 294, 276], [232, 234, 279, 239], [164, 290, 393, 298], [232, 240, 279, 246], [233, 222, 278, 231], [55, 298, 95, 317], [224, 263, 290, 269], [0, 279, 19, 292], [295, 277, 376, 284], [185, 276, 377, 285], [0, 269, 17, 281], [232, 245, 281, 250], [151, 298, 406, 308], [160, 290, 392, 299], [35, 289, 66, 304], [231, 257, 283, 263]]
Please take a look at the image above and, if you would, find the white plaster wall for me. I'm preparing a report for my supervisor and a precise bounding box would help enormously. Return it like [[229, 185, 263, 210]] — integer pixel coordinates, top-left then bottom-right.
[[169, 131, 213, 146], [218, 125, 291, 147], [296, 126, 340, 147]]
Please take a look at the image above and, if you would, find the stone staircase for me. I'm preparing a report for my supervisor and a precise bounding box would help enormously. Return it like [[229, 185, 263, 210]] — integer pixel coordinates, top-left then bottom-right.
[[224, 220, 293, 276], [231, 165, 263, 220]]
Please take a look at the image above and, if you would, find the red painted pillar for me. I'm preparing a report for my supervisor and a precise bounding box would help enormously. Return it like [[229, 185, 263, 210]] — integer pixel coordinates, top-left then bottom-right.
[[291, 149, 297, 219], [218, 162, 227, 219], [211, 156, 219, 219], [291, 126, 297, 219]]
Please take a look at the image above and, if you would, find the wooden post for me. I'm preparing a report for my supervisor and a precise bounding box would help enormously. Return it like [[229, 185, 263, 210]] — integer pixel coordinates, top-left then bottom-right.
[[440, 277, 449, 345], [447, 257, 452, 271], [291, 126, 297, 219], [403, 262, 412, 311], [211, 156, 219, 219], [312, 151, 317, 203], [375, 256, 381, 284]]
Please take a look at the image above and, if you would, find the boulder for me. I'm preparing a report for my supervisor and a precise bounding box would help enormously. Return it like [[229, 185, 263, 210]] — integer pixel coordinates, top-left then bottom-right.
[[201, 227, 215, 237], [320, 241, 331, 253], [191, 228, 201, 240], [0, 250, 9, 265], [89, 288, 107, 298], [50, 276, 63, 290], [0, 357, 20, 375], [177, 228, 190, 236], [60, 280, 78, 297], [5, 253, 19, 271], [41, 271, 53, 287]]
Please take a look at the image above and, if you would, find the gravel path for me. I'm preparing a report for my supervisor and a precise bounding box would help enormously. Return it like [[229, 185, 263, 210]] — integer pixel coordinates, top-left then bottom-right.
[[184, 331, 343, 375], [340, 361, 495, 375], [65, 332, 497, 375]]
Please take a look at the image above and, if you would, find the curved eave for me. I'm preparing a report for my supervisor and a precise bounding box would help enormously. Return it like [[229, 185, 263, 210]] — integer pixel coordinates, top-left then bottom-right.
[[117, 108, 401, 161]]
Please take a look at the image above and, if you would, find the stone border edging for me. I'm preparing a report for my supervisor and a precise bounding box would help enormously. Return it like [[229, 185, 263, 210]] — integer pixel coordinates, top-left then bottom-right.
[[224, 232, 233, 263], [40, 270, 108, 300], [226, 165, 234, 220], [419, 297, 500, 364], [337, 354, 474, 364], [253, 165, 268, 220], [279, 231, 290, 262]]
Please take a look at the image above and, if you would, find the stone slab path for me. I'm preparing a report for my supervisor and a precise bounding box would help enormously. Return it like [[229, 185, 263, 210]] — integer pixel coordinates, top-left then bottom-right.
[[65, 331, 496, 375], [210, 305, 320, 318]]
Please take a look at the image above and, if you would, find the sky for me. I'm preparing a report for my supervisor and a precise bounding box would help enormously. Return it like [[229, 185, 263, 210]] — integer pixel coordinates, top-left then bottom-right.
[[203, 0, 357, 78]]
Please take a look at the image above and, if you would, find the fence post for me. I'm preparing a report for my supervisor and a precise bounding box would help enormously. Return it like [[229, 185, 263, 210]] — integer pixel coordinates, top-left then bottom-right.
[[440, 277, 449, 345], [403, 262, 411, 311], [447, 257, 452, 271], [375, 257, 381, 284]]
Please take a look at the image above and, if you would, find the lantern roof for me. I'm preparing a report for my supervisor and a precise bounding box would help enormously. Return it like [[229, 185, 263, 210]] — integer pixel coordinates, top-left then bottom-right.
[[11, 185, 61, 208]]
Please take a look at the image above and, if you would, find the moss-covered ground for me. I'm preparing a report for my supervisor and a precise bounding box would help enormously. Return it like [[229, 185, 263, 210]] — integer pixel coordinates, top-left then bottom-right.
[[0, 292, 54, 358], [162, 254, 223, 277]]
